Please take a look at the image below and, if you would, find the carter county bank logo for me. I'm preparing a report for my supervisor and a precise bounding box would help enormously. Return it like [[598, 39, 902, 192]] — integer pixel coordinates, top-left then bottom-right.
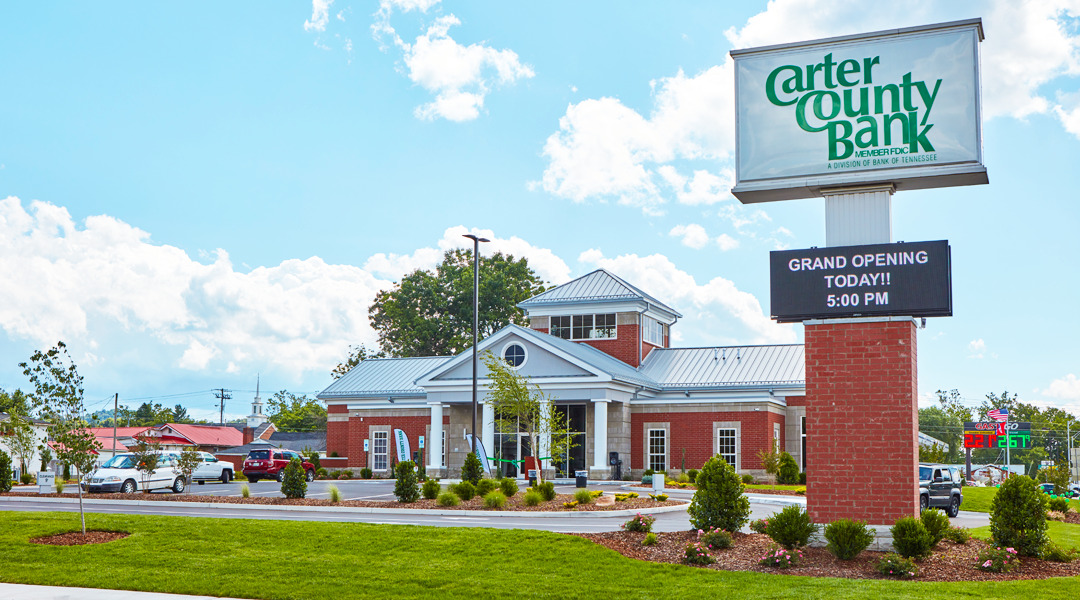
[[765, 53, 942, 166]]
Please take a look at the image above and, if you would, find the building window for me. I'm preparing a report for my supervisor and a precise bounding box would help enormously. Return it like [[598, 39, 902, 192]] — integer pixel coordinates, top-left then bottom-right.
[[643, 316, 664, 346], [373, 431, 388, 471], [801, 416, 807, 471], [552, 405, 587, 477], [648, 429, 667, 473], [442, 430, 447, 468], [774, 422, 781, 452], [717, 428, 737, 468], [550, 314, 617, 340], [502, 343, 527, 368]]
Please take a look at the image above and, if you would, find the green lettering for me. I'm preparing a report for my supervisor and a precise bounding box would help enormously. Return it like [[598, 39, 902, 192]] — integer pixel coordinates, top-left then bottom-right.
[[813, 90, 841, 121], [843, 87, 869, 117], [915, 79, 942, 126], [837, 59, 861, 87], [795, 91, 831, 132], [828, 121, 854, 160], [765, 65, 802, 106], [884, 112, 908, 146], [863, 56, 880, 84], [822, 53, 837, 89], [907, 112, 934, 153], [900, 72, 917, 112], [855, 115, 878, 148], [874, 84, 900, 114]]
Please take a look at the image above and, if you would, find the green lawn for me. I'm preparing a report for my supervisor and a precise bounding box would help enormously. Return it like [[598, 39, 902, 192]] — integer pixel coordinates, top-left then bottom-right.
[[962, 487, 1080, 513], [970, 521, 1080, 550], [2, 512, 1080, 599]]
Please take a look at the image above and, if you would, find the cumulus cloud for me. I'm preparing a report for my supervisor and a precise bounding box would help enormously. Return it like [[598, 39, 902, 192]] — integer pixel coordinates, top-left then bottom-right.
[[577, 248, 795, 345], [371, 2, 533, 121], [1042, 373, 1080, 401], [304, 0, 334, 33], [967, 338, 986, 359], [668, 223, 740, 251]]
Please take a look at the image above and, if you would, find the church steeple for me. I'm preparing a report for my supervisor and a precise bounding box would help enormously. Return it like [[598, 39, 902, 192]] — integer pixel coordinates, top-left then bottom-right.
[[246, 375, 267, 429]]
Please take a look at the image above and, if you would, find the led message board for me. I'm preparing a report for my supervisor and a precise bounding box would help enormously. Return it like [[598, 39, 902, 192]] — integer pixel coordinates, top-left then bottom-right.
[[730, 19, 986, 203], [963, 422, 1032, 450], [770, 240, 951, 322]]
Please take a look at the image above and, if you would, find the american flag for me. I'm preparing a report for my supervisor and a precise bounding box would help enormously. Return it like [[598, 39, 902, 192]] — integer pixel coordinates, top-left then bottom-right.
[[987, 407, 1009, 423]]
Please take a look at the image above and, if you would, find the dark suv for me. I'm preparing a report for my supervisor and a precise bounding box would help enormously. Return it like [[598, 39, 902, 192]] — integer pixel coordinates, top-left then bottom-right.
[[919, 463, 963, 517], [243, 449, 316, 483]]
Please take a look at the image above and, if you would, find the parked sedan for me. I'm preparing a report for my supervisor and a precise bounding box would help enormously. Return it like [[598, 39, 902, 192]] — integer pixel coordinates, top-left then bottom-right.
[[243, 449, 315, 483], [87, 452, 186, 494], [191, 452, 235, 484]]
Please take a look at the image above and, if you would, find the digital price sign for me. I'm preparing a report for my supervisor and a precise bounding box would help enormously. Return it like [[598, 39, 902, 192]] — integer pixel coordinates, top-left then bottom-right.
[[769, 240, 952, 322], [963, 422, 1032, 450]]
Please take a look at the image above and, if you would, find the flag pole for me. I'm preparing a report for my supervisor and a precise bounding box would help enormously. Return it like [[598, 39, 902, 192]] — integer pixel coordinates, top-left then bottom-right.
[[1005, 412, 1011, 479]]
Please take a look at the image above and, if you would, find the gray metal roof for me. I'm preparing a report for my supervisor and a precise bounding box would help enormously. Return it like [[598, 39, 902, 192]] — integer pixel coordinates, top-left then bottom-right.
[[638, 345, 804, 389], [317, 356, 452, 399], [518, 269, 682, 317], [510, 325, 662, 390]]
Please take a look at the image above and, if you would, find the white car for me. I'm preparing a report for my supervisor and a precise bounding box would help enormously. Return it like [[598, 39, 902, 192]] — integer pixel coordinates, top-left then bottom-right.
[[87, 452, 186, 494], [191, 451, 234, 484]]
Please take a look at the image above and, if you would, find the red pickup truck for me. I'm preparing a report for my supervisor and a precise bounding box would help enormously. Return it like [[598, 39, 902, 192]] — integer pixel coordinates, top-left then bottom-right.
[[243, 449, 316, 483]]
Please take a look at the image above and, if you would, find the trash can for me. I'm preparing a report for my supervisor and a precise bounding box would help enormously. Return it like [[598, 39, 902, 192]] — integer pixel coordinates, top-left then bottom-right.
[[575, 470, 588, 488], [528, 469, 538, 488]]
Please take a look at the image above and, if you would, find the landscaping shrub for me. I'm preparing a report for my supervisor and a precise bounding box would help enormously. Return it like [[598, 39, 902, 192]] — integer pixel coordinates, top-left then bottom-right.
[[749, 518, 769, 534], [54, 477, 65, 494], [306, 452, 322, 472], [393, 460, 419, 503], [358, 468, 370, 479], [798, 472, 807, 485], [574, 489, 593, 504], [977, 546, 1019, 573], [622, 513, 656, 533], [688, 455, 750, 533], [523, 489, 542, 506], [328, 484, 341, 503], [890, 516, 933, 560], [776, 451, 799, 484], [437, 491, 460, 507], [677, 473, 690, 484], [876, 553, 918, 579], [0, 450, 13, 493], [535, 481, 556, 501], [759, 545, 801, 568], [316, 467, 328, 479], [483, 490, 507, 509], [1047, 510, 1067, 522], [344, 469, 357, 479], [240, 484, 250, 498], [741, 473, 754, 484], [699, 528, 732, 550], [1048, 496, 1070, 513], [683, 542, 715, 565], [563, 500, 578, 509], [824, 518, 874, 560], [476, 478, 498, 497], [451, 481, 476, 501], [990, 474, 1048, 557], [649, 493, 668, 502], [461, 452, 483, 486], [640, 475, 653, 485], [499, 477, 518, 498], [920, 508, 950, 546], [687, 469, 698, 484], [642, 532, 658, 546], [233, 470, 247, 482], [1041, 542, 1080, 562], [589, 490, 603, 498], [422, 479, 441, 500], [20, 472, 33, 485], [944, 526, 971, 545], [281, 458, 307, 499], [643, 469, 654, 476], [766, 505, 818, 549]]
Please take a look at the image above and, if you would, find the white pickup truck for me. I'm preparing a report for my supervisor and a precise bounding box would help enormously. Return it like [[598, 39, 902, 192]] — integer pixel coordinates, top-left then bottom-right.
[[191, 451, 235, 484]]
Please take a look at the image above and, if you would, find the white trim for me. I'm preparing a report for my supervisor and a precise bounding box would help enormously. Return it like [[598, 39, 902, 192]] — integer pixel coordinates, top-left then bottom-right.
[[371, 429, 389, 472], [714, 422, 740, 470], [500, 341, 529, 370], [646, 427, 668, 473]]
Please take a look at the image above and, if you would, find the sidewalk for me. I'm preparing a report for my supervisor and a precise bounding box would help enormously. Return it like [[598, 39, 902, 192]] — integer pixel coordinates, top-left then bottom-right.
[[0, 583, 245, 600]]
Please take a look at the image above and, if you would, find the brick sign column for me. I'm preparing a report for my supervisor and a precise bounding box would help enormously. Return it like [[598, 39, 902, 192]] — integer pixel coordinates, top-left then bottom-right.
[[804, 318, 919, 525]]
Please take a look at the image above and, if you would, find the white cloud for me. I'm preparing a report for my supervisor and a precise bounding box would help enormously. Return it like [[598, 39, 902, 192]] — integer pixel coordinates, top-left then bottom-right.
[[967, 338, 986, 359], [668, 224, 710, 249], [657, 166, 734, 206], [304, 0, 334, 33], [371, 6, 533, 122], [577, 248, 796, 345], [1042, 374, 1080, 401], [716, 233, 739, 252]]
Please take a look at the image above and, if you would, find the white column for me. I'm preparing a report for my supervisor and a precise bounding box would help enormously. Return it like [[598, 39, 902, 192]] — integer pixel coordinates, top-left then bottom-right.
[[823, 184, 893, 247], [482, 402, 495, 472], [539, 401, 551, 472], [427, 402, 443, 472], [591, 399, 609, 470]]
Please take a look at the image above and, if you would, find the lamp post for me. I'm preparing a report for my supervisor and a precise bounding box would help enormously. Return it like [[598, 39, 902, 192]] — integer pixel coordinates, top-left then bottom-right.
[[463, 233, 489, 459]]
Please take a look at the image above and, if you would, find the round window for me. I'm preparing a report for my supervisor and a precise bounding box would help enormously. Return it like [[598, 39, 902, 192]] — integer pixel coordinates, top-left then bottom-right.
[[503, 343, 527, 368]]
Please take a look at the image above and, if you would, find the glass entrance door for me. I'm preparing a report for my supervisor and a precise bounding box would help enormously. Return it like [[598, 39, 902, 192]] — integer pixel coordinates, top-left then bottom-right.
[[495, 433, 533, 478]]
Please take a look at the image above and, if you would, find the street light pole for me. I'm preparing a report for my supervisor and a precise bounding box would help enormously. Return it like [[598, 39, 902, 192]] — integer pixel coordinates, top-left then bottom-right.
[[463, 233, 489, 460]]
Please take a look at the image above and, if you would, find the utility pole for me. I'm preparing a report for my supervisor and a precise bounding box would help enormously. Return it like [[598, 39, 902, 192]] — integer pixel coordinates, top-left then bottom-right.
[[112, 393, 118, 458], [213, 388, 232, 426]]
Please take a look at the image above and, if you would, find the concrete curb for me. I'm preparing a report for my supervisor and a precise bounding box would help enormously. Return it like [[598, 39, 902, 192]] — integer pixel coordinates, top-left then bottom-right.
[[0, 495, 689, 519]]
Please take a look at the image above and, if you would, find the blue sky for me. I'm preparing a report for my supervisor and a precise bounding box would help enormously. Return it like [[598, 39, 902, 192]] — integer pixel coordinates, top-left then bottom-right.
[[1, 1, 1078, 422]]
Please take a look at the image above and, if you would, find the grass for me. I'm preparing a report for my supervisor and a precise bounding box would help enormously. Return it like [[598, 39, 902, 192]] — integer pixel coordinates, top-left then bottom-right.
[[962, 487, 1080, 513], [970, 521, 1080, 550], [2, 512, 1080, 599]]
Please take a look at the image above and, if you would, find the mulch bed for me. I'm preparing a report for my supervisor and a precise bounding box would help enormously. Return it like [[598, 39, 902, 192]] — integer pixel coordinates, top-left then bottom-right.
[[630, 484, 804, 497], [30, 530, 130, 546], [577, 530, 1080, 581], [1, 491, 675, 512]]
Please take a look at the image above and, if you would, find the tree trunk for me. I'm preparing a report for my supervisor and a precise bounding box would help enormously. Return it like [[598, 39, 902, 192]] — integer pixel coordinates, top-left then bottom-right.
[[76, 467, 86, 535]]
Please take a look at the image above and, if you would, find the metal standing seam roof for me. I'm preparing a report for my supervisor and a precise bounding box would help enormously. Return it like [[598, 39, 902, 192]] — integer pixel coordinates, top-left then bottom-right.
[[317, 356, 453, 399], [518, 269, 682, 317], [638, 345, 805, 388], [510, 325, 662, 390]]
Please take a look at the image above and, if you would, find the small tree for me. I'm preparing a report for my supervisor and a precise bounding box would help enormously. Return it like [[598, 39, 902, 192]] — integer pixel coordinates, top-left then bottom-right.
[[176, 446, 203, 488], [394, 460, 420, 503], [130, 436, 162, 493], [281, 458, 307, 499], [777, 452, 799, 485], [990, 474, 1047, 557], [21, 342, 101, 534], [2, 410, 39, 477], [688, 455, 750, 532], [461, 452, 483, 485], [38, 445, 52, 472], [0, 450, 12, 493], [483, 352, 575, 484]]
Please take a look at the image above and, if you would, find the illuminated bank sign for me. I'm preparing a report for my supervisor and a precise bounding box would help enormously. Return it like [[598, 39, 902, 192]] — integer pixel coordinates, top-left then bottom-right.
[[963, 422, 1032, 450], [731, 19, 986, 203], [770, 240, 951, 322]]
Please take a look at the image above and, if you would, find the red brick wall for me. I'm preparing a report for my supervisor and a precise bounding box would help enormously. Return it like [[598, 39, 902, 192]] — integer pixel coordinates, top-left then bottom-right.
[[214, 454, 245, 472], [785, 396, 806, 407], [630, 410, 783, 472], [580, 323, 641, 366], [805, 320, 918, 525], [329, 414, 449, 467]]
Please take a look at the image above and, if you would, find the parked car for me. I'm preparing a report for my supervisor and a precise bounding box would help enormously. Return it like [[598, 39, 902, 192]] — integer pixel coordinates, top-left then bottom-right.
[[191, 451, 235, 485], [243, 449, 315, 483], [918, 463, 963, 517], [87, 452, 186, 494], [1038, 482, 1078, 498]]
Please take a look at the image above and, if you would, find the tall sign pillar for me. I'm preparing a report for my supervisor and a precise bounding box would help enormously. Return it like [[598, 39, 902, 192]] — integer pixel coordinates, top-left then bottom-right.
[[732, 19, 985, 527]]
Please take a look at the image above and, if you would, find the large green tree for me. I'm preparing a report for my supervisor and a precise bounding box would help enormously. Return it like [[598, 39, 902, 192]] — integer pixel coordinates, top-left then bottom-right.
[[331, 344, 386, 380], [267, 391, 327, 432], [917, 389, 973, 464], [368, 249, 546, 357], [0, 388, 31, 415]]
